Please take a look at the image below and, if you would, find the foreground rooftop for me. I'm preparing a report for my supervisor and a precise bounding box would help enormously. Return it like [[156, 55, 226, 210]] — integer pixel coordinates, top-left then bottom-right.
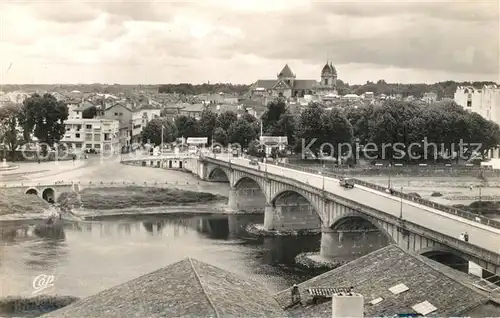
[[274, 244, 500, 317], [43, 257, 286, 317]]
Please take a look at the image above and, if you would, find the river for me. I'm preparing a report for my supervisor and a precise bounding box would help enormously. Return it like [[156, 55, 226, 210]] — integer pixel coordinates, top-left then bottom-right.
[[0, 212, 326, 300]]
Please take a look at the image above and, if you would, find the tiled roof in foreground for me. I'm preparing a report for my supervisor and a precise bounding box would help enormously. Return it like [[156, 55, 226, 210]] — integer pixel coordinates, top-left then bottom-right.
[[274, 244, 500, 317], [43, 258, 286, 318]]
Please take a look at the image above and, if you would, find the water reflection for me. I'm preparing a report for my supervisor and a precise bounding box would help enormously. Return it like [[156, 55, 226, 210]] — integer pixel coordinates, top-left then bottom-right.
[[0, 213, 358, 299]]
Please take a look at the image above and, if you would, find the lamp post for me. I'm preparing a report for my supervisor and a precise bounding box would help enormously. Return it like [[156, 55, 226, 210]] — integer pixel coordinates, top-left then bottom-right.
[[354, 137, 360, 165], [399, 186, 403, 219], [478, 185, 482, 202]]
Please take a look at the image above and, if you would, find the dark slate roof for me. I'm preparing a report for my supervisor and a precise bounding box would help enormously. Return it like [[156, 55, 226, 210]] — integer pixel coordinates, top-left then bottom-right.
[[42, 258, 286, 318], [274, 245, 500, 317], [293, 80, 318, 90], [254, 80, 277, 90], [278, 64, 295, 78]]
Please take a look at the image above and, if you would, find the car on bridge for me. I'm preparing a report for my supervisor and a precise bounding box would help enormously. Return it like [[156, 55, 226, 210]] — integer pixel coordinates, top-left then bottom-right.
[[339, 178, 355, 188]]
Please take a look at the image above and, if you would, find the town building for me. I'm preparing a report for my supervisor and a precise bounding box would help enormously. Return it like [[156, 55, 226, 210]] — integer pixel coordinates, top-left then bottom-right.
[[454, 85, 500, 126], [60, 118, 119, 154], [423, 92, 438, 104], [178, 103, 205, 119], [250, 62, 338, 103], [102, 102, 134, 148], [130, 107, 161, 144]]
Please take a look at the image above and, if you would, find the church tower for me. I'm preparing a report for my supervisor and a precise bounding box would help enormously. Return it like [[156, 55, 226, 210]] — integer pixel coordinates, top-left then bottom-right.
[[277, 64, 296, 88], [320, 60, 337, 88]]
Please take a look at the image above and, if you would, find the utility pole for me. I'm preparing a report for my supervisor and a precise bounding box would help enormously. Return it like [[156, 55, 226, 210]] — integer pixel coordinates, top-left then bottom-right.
[[161, 125, 164, 153], [399, 186, 403, 219]]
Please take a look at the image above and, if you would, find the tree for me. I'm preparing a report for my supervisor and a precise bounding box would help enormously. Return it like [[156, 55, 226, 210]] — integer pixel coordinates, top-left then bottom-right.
[[198, 108, 218, 144], [20, 93, 69, 149], [261, 97, 287, 134], [140, 118, 177, 146], [174, 115, 198, 138], [227, 118, 258, 148], [295, 103, 327, 157], [217, 111, 238, 131], [213, 127, 228, 146], [321, 108, 353, 160], [82, 106, 97, 119], [0, 102, 23, 158]]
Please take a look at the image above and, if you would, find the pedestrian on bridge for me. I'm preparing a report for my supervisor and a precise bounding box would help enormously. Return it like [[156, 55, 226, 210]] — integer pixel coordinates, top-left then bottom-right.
[[464, 231, 469, 242]]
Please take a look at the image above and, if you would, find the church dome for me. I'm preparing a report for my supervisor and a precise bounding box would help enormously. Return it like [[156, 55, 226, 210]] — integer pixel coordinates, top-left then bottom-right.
[[321, 63, 332, 75], [329, 63, 337, 76]]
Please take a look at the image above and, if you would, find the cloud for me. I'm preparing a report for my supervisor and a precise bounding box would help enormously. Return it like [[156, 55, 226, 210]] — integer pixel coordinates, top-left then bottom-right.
[[0, 0, 497, 84]]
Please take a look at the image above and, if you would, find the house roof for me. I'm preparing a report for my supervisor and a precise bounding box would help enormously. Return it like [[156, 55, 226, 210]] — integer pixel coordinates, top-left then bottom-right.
[[274, 244, 500, 317], [104, 102, 133, 112], [278, 64, 295, 78], [293, 80, 317, 90], [254, 80, 277, 90], [42, 258, 286, 318], [180, 103, 205, 113]]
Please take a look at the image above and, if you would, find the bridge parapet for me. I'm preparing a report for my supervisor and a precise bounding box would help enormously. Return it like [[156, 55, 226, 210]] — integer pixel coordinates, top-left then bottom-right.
[[272, 161, 500, 230]]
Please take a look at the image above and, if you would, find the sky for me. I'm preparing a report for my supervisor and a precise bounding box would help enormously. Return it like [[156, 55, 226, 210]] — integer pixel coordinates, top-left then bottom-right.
[[0, 0, 498, 85]]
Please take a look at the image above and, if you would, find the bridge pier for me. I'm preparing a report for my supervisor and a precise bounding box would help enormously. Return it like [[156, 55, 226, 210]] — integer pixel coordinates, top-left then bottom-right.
[[263, 202, 321, 231], [320, 227, 389, 262], [226, 185, 266, 213]]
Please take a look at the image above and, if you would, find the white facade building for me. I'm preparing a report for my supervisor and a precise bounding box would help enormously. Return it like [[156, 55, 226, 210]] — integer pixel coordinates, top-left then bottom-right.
[[454, 85, 500, 125], [61, 118, 120, 153], [454, 85, 500, 159], [130, 108, 161, 143]]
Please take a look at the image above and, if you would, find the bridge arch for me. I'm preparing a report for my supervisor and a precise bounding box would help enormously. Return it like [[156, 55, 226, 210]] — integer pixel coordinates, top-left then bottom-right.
[[233, 175, 266, 195], [207, 166, 230, 182], [270, 187, 324, 222], [26, 188, 38, 196], [271, 189, 324, 224], [418, 246, 469, 273], [329, 212, 394, 243], [42, 188, 55, 203]]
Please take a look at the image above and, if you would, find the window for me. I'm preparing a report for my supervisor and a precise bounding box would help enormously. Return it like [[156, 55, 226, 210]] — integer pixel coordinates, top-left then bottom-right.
[[85, 144, 92, 149], [94, 134, 101, 142], [76, 125, 81, 131], [66, 127, 71, 131], [86, 124, 92, 129], [85, 134, 93, 141], [94, 144, 101, 149], [75, 133, 81, 138], [119, 112, 123, 116], [388, 283, 409, 294], [76, 143, 82, 148], [412, 301, 437, 316], [467, 100, 472, 107], [369, 297, 383, 305], [114, 112, 118, 116]]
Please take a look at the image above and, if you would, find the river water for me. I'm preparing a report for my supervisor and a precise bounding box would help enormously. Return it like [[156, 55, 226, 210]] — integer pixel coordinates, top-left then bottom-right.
[[0, 212, 326, 300]]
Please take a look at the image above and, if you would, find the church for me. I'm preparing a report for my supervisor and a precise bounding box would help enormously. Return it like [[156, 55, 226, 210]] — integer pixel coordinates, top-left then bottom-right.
[[250, 62, 338, 99]]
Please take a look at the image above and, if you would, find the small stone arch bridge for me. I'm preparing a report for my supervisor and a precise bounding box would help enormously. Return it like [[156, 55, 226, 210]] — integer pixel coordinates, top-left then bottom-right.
[[196, 155, 500, 274], [1, 182, 77, 203]]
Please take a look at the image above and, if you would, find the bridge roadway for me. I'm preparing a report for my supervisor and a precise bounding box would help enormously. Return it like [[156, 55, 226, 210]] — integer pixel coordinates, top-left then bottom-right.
[[207, 155, 500, 255]]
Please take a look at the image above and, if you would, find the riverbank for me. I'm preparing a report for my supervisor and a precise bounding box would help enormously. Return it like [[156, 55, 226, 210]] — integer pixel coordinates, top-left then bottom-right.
[[0, 295, 79, 318], [246, 224, 320, 236], [59, 186, 227, 211]]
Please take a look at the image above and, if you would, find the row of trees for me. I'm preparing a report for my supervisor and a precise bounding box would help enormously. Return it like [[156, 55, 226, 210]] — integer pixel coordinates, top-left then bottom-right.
[[0, 94, 69, 156], [141, 96, 500, 162]]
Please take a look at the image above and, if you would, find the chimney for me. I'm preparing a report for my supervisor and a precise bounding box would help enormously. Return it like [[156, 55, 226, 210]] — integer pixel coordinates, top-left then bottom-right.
[[331, 290, 364, 318]]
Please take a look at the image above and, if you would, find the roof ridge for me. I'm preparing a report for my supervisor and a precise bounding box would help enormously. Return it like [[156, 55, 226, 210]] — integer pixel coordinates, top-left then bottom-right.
[[405, 247, 499, 308], [188, 258, 220, 318]]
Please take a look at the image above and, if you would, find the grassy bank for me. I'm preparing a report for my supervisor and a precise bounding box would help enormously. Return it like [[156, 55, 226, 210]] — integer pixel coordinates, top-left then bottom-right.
[[59, 186, 227, 210]]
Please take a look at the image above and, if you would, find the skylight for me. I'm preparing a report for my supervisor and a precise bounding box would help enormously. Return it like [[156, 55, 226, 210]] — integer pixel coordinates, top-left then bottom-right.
[[388, 283, 409, 294], [369, 297, 383, 305], [412, 301, 437, 316]]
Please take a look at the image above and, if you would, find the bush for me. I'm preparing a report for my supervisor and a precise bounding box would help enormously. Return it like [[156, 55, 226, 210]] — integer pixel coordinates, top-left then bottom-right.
[[431, 192, 443, 197]]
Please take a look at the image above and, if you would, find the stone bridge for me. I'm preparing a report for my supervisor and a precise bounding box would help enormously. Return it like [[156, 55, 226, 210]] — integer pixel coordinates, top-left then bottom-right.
[[195, 155, 500, 275], [1, 183, 76, 202]]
